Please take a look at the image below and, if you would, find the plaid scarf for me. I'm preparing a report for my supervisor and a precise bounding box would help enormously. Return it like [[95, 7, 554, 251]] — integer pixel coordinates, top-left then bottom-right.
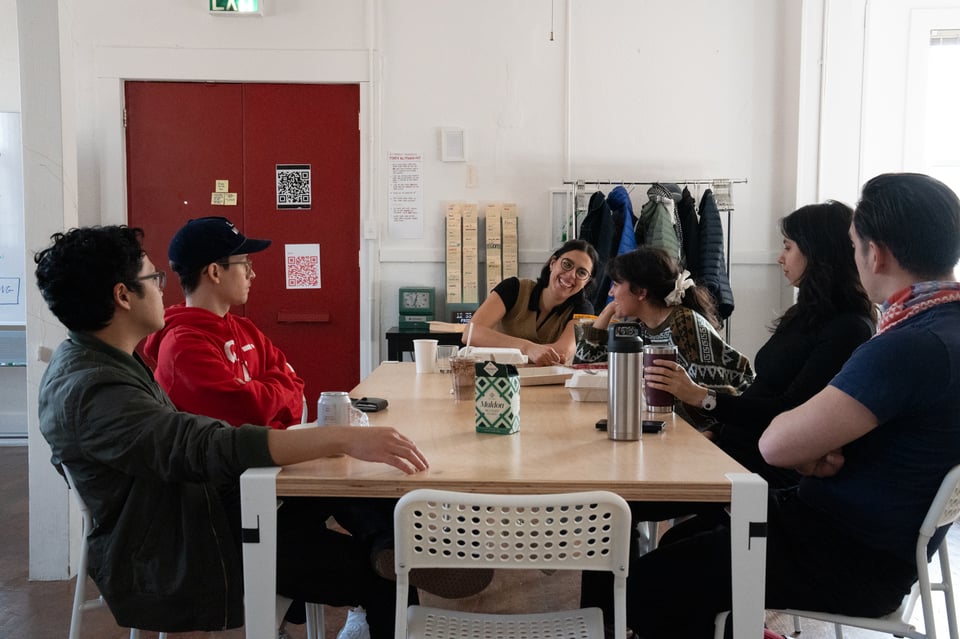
[[877, 281, 960, 335]]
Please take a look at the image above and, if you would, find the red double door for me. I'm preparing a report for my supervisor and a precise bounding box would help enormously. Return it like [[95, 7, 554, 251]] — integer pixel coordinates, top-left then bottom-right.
[[126, 81, 360, 420]]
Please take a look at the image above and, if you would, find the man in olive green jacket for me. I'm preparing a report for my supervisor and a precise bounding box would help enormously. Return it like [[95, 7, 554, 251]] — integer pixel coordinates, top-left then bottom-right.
[[35, 225, 428, 635]]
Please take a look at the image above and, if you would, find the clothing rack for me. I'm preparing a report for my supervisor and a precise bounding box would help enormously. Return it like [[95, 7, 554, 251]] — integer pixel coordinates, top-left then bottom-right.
[[563, 178, 747, 341], [563, 177, 746, 210], [561, 178, 747, 186]]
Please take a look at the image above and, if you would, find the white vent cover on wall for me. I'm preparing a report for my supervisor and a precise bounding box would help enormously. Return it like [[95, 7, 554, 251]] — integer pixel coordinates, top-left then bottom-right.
[[440, 127, 467, 162]]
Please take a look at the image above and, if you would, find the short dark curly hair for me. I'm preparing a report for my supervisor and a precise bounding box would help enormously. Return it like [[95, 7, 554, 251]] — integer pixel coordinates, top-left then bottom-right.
[[35, 226, 146, 332]]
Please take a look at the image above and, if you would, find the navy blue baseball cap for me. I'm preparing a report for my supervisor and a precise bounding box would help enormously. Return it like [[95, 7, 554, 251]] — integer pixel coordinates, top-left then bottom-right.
[[168, 216, 271, 275]]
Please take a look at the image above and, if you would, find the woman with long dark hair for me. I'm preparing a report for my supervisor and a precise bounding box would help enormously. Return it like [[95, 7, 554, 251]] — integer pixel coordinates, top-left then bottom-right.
[[646, 200, 877, 486], [575, 246, 754, 413], [467, 239, 599, 366]]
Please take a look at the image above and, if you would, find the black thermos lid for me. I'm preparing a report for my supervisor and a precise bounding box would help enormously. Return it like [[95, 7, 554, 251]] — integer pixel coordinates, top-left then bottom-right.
[[607, 322, 643, 353]]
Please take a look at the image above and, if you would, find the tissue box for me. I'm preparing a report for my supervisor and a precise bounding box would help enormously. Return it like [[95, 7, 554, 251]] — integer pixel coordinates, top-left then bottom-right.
[[475, 361, 520, 434], [565, 370, 608, 402]]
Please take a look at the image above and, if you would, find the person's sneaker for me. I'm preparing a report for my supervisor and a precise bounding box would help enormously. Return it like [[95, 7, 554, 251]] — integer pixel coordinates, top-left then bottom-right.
[[373, 548, 495, 599], [336, 606, 371, 639]]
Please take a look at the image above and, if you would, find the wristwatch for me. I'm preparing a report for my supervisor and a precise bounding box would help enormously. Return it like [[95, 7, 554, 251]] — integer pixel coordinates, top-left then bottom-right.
[[700, 388, 717, 411]]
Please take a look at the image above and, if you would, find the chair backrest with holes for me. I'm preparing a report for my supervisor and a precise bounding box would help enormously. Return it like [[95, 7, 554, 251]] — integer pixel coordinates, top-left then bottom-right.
[[394, 489, 631, 573]]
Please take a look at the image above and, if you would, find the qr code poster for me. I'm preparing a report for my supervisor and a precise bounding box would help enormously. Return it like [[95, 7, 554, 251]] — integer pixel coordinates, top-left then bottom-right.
[[285, 244, 322, 290], [276, 164, 312, 210]]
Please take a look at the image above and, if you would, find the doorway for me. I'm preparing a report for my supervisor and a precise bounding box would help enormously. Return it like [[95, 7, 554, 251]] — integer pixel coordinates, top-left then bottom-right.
[[0, 112, 25, 440], [125, 81, 361, 420]]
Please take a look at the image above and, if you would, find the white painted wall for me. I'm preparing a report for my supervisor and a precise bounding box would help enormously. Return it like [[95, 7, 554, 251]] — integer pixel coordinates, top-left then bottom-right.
[[377, 0, 801, 360], [0, 0, 19, 113], [15, 0, 805, 578]]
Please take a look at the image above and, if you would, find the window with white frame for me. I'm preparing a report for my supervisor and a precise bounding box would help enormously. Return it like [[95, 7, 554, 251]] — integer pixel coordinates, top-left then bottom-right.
[[904, 11, 960, 278]]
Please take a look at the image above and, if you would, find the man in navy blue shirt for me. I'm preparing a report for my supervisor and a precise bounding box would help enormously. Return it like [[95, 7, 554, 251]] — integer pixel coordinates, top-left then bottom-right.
[[612, 173, 960, 639]]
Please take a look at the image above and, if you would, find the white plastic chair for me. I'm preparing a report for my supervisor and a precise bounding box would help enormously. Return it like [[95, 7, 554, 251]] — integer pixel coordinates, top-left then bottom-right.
[[299, 394, 327, 639], [269, 398, 329, 638], [304, 601, 326, 639], [62, 464, 167, 639], [279, 596, 325, 639], [392, 489, 632, 639], [65, 463, 315, 639], [714, 463, 960, 639]]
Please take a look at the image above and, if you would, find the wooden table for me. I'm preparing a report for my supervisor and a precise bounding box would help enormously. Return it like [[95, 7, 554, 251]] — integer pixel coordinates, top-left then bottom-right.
[[241, 363, 768, 638]]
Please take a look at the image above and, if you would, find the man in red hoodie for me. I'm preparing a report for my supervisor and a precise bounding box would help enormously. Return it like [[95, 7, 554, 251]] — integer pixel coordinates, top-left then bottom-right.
[[144, 216, 493, 605], [144, 216, 302, 428]]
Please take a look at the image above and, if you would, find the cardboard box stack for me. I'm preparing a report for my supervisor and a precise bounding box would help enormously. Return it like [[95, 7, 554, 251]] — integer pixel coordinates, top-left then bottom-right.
[[446, 201, 520, 306], [485, 204, 503, 293], [501, 203, 518, 280], [445, 203, 463, 304], [462, 204, 479, 304]]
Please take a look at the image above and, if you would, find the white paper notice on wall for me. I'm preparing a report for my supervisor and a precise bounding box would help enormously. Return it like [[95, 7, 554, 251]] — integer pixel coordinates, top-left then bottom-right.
[[285, 243, 321, 289], [387, 152, 423, 239]]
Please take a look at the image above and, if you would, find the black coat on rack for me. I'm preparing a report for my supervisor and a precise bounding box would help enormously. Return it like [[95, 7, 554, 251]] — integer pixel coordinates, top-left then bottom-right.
[[698, 189, 735, 319], [569, 178, 743, 330], [578, 191, 617, 310], [677, 187, 700, 274]]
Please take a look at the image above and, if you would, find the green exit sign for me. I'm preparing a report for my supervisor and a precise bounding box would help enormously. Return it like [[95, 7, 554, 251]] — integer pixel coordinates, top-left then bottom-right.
[[209, 0, 261, 14]]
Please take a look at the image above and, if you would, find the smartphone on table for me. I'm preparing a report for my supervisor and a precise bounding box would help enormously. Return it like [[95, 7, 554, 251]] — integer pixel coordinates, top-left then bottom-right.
[[594, 419, 665, 433], [641, 420, 665, 433]]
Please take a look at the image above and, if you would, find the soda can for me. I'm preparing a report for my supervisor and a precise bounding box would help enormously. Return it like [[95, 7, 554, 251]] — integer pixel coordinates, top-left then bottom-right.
[[317, 391, 351, 425]]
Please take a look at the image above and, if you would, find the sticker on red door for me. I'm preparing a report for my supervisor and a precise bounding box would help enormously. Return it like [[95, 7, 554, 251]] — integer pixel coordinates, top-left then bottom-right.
[[285, 244, 321, 289]]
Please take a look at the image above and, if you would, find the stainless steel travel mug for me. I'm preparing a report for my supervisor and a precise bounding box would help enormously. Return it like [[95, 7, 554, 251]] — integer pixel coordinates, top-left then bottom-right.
[[607, 323, 643, 441]]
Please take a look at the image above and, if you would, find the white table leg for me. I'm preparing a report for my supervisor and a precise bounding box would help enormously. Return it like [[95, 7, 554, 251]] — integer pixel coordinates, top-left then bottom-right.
[[241, 467, 281, 639], [727, 473, 767, 639]]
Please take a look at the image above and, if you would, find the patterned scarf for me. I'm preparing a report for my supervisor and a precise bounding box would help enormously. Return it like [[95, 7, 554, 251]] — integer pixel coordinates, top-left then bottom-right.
[[876, 281, 960, 335]]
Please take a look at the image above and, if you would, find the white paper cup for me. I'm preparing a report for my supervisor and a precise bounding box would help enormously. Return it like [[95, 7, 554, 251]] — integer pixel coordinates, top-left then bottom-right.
[[413, 339, 439, 373]]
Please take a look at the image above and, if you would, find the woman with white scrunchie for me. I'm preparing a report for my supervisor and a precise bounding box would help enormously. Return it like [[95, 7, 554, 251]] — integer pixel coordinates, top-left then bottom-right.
[[574, 245, 754, 431], [577, 246, 754, 631]]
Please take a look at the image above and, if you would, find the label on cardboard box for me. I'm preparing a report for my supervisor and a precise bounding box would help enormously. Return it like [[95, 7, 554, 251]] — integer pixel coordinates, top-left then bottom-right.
[[475, 361, 520, 434]]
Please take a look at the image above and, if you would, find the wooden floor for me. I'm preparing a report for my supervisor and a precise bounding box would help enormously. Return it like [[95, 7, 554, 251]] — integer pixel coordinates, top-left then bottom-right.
[[2, 443, 955, 639]]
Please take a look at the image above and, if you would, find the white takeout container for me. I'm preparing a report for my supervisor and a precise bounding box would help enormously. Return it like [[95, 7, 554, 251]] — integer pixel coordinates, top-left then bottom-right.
[[458, 346, 528, 365], [565, 370, 608, 402], [517, 366, 576, 386]]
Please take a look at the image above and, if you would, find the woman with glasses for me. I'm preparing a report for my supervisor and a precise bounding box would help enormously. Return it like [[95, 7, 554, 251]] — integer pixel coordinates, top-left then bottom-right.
[[575, 245, 754, 424], [466, 239, 599, 366]]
